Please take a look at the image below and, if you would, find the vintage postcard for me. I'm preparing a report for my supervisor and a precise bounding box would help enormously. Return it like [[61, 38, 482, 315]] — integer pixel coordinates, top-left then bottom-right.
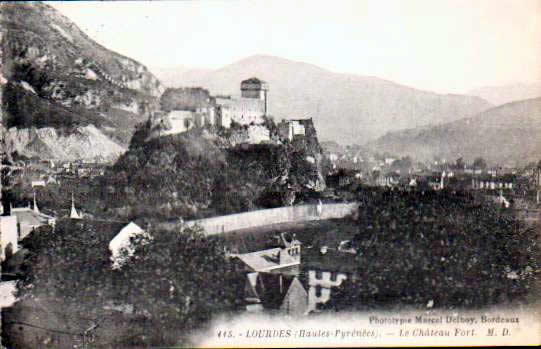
[[0, 0, 540, 347]]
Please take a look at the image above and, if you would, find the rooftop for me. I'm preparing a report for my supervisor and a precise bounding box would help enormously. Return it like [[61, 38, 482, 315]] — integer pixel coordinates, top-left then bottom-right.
[[241, 77, 269, 89], [233, 246, 299, 272], [11, 208, 52, 226], [241, 77, 266, 84]]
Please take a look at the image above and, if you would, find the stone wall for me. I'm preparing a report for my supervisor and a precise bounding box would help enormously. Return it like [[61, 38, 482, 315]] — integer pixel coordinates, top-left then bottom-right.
[[215, 97, 265, 125], [160, 87, 212, 112], [228, 125, 271, 145], [185, 202, 358, 235], [0, 217, 17, 261]]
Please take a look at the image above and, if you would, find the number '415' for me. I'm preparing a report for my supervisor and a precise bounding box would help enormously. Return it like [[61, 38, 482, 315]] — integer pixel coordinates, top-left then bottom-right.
[[217, 330, 233, 338]]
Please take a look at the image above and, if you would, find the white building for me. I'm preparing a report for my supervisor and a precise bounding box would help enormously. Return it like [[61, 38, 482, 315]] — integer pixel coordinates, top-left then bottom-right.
[[109, 222, 151, 269], [161, 110, 196, 135], [31, 180, 46, 188], [9, 193, 55, 240], [277, 119, 308, 141], [0, 216, 18, 261]]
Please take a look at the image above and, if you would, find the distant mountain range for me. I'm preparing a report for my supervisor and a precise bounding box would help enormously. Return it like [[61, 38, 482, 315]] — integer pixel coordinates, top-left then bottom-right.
[[0, 2, 163, 161], [467, 82, 541, 106], [2, 1, 535, 165], [368, 97, 541, 167], [151, 55, 492, 144]]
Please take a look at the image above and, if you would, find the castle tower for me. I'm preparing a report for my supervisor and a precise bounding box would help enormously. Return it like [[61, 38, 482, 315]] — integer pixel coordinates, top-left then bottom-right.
[[240, 77, 269, 116]]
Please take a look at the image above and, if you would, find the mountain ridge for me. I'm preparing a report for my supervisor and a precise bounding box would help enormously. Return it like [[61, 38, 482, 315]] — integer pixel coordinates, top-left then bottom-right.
[[0, 2, 164, 161], [368, 97, 541, 166], [152, 54, 493, 144], [467, 82, 541, 106]]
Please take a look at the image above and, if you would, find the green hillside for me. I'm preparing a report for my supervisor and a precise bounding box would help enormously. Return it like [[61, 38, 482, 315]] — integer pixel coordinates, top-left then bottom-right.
[[369, 97, 541, 166]]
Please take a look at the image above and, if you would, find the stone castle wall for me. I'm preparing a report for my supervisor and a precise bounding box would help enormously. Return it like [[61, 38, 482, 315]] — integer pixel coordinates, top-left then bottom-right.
[[215, 97, 265, 125], [161, 87, 212, 112]]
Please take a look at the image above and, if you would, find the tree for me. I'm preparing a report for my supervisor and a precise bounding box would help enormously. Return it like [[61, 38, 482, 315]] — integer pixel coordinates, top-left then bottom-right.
[[473, 157, 487, 170], [112, 227, 243, 345], [6, 220, 241, 348], [334, 189, 540, 311], [455, 157, 465, 170], [390, 156, 412, 175]]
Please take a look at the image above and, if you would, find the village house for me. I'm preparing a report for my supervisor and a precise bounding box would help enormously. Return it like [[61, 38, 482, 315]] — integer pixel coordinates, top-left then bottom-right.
[[464, 168, 483, 175], [243, 272, 309, 316], [384, 157, 396, 166], [108, 222, 150, 269], [31, 180, 46, 188], [159, 110, 196, 135], [234, 231, 367, 316], [277, 119, 306, 141], [328, 153, 338, 162], [411, 171, 448, 190], [375, 172, 401, 187], [10, 193, 55, 240], [232, 233, 301, 273], [326, 169, 360, 188], [276, 118, 318, 142], [0, 216, 18, 261], [471, 175, 515, 191], [301, 246, 360, 313]]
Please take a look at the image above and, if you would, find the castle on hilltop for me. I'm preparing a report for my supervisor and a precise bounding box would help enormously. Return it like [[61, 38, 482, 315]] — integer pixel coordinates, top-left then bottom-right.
[[154, 77, 269, 135], [151, 77, 317, 146]]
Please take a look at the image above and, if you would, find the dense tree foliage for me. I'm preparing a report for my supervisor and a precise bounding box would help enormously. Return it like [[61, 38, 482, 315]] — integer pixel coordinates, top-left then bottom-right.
[[455, 157, 465, 170], [3, 219, 241, 348], [473, 157, 488, 170], [3, 82, 110, 130], [112, 227, 244, 345], [324, 188, 539, 310], [390, 156, 413, 175], [107, 128, 323, 221]]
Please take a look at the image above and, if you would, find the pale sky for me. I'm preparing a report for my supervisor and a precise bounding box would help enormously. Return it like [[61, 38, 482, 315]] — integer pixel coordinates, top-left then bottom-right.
[[48, 0, 540, 94]]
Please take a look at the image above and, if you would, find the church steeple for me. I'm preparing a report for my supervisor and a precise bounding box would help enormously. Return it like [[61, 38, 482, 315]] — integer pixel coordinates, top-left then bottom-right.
[[33, 191, 40, 214], [70, 193, 81, 219]]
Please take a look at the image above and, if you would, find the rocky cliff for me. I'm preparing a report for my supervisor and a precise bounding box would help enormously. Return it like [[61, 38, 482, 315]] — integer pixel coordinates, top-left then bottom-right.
[[107, 118, 326, 220], [0, 2, 164, 161]]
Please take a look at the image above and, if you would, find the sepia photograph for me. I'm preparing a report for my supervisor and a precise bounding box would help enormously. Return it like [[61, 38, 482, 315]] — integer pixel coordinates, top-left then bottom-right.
[[0, 0, 540, 347]]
